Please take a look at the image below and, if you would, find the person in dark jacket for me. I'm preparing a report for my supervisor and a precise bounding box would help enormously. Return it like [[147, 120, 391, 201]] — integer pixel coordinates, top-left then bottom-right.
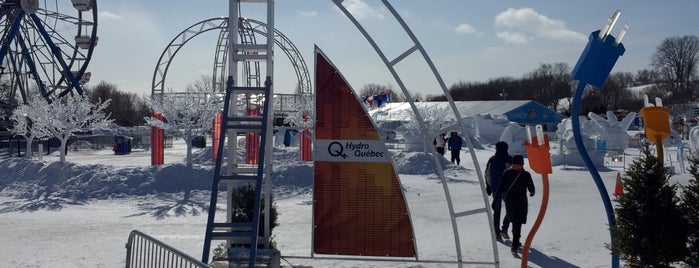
[[447, 131, 463, 165], [494, 154, 535, 256], [486, 141, 512, 242]]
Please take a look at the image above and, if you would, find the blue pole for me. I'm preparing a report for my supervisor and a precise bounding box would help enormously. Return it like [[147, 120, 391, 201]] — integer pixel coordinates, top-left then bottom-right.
[[571, 82, 619, 268], [0, 10, 26, 66], [29, 14, 84, 96]]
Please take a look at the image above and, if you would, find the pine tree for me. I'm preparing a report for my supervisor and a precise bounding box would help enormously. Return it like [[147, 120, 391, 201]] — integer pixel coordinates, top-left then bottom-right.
[[681, 155, 699, 266], [609, 146, 687, 267], [230, 185, 279, 249]]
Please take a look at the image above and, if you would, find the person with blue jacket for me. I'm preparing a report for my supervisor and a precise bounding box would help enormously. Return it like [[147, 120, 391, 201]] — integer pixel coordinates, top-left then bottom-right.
[[486, 141, 512, 242], [447, 131, 463, 165]]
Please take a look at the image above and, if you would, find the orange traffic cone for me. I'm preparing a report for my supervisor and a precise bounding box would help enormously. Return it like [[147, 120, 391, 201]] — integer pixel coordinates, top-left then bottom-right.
[[613, 172, 623, 196]]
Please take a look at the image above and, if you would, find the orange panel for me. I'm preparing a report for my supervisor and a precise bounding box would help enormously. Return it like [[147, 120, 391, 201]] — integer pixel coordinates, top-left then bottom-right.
[[312, 49, 415, 257]]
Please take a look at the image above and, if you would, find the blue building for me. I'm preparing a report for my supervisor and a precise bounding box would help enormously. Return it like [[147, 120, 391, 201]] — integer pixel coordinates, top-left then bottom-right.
[[373, 100, 565, 131]]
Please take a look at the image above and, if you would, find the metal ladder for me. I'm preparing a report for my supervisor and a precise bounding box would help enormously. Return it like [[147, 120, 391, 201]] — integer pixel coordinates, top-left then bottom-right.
[[202, 77, 272, 266]]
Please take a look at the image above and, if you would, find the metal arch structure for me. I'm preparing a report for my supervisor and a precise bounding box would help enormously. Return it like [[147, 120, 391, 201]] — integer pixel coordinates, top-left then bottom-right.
[[0, 0, 98, 105], [333, 0, 498, 266], [212, 17, 311, 94], [151, 18, 225, 95], [151, 17, 311, 96]]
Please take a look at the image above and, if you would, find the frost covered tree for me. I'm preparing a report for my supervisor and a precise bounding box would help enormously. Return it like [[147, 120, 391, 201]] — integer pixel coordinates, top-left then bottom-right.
[[9, 98, 50, 158], [282, 94, 313, 129], [21, 95, 112, 162], [145, 89, 221, 168], [398, 103, 456, 152], [609, 147, 687, 267]]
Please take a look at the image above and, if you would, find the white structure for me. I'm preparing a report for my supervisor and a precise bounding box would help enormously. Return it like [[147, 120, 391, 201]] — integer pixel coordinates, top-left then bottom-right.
[[553, 111, 636, 166], [369, 100, 563, 151], [499, 123, 529, 156]]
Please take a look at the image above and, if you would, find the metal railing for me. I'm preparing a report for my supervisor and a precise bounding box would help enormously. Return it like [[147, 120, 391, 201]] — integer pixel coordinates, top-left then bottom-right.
[[125, 230, 211, 268]]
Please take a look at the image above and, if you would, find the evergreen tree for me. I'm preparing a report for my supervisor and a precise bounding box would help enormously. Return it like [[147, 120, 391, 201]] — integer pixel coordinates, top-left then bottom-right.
[[230, 185, 279, 249], [609, 146, 687, 267], [681, 155, 699, 266]]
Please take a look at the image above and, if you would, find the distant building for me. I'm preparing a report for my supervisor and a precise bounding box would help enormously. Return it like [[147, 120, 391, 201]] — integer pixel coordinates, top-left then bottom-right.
[[371, 100, 565, 132]]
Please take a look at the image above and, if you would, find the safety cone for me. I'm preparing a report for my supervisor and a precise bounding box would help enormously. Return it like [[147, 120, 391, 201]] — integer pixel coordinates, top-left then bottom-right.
[[613, 172, 623, 196]]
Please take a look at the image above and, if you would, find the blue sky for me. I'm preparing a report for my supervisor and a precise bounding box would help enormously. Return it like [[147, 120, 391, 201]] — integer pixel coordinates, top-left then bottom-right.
[[88, 0, 699, 97]]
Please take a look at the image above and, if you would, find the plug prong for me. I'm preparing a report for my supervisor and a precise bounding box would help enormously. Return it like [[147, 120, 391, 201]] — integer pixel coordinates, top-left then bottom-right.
[[615, 23, 629, 45], [599, 9, 621, 40]]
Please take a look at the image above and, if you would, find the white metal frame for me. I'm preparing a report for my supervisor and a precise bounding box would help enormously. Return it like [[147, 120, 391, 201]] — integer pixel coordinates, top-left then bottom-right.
[[332, 0, 499, 266], [227, 0, 275, 249]]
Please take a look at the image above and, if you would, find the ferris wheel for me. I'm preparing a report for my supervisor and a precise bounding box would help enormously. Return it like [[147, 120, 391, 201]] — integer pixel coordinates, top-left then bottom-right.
[[0, 0, 98, 108]]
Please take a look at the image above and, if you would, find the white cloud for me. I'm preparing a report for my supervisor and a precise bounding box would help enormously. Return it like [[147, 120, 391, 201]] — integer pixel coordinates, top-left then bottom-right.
[[298, 10, 317, 17], [455, 23, 476, 35], [494, 8, 586, 44], [343, 0, 384, 20], [496, 31, 529, 44], [98, 11, 123, 21]]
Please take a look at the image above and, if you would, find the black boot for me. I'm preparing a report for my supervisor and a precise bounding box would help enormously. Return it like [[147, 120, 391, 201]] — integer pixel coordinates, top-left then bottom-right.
[[511, 237, 521, 253]]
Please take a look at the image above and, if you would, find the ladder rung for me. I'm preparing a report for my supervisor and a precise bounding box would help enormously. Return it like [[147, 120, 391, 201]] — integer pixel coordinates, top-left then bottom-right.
[[209, 233, 264, 244], [233, 54, 268, 61], [219, 175, 260, 183], [220, 179, 258, 185], [231, 86, 267, 94], [238, 44, 268, 52], [209, 231, 252, 239], [222, 124, 263, 131], [225, 120, 263, 127], [231, 166, 259, 173], [212, 222, 254, 230], [227, 115, 264, 122]]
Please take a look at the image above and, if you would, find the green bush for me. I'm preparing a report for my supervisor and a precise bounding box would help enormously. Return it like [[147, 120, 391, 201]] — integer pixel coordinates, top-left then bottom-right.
[[230, 184, 279, 249]]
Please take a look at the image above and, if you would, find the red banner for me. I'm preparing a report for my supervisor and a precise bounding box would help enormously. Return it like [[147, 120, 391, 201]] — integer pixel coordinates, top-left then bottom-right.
[[312, 48, 415, 257], [150, 112, 164, 166], [245, 107, 260, 164], [301, 129, 312, 161], [212, 112, 222, 162]]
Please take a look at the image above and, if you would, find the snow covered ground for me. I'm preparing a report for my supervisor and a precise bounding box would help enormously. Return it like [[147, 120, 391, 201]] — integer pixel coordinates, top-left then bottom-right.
[[0, 138, 693, 267]]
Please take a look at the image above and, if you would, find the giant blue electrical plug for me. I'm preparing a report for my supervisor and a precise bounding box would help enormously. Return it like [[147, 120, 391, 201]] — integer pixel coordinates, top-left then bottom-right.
[[570, 9, 628, 268], [572, 10, 627, 88]]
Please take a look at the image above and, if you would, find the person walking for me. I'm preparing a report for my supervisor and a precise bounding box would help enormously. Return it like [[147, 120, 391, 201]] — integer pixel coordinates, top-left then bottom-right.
[[447, 131, 463, 165], [433, 133, 447, 156], [494, 154, 535, 257], [486, 141, 512, 242]]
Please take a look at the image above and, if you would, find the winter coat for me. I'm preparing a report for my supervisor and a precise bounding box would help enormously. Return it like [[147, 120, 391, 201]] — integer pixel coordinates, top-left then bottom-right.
[[447, 135, 463, 151], [495, 168, 535, 224], [434, 136, 446, 148], [486, 152, 512, 192]]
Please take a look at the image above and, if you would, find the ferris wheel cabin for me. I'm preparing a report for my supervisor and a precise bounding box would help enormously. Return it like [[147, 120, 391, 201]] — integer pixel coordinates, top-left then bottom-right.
[[71, 0, 93, 12]]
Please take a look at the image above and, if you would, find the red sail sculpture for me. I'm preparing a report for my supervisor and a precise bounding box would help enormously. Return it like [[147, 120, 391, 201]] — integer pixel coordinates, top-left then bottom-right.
[[313, 47, 416, 257]]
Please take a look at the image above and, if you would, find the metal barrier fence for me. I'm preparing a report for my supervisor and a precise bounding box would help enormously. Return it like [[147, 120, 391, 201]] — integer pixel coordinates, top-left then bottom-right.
[[125, 230, 210, 268]]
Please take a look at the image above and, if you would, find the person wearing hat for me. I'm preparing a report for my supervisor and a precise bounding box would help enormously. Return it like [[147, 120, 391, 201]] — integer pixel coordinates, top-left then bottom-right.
[[485, 141, 512, 242], [494, 154, 535, 257]]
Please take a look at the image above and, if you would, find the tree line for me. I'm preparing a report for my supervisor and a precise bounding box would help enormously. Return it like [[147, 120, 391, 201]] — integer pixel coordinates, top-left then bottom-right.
[[363, 35, 698, 119], [79, 35, 699, 127]]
